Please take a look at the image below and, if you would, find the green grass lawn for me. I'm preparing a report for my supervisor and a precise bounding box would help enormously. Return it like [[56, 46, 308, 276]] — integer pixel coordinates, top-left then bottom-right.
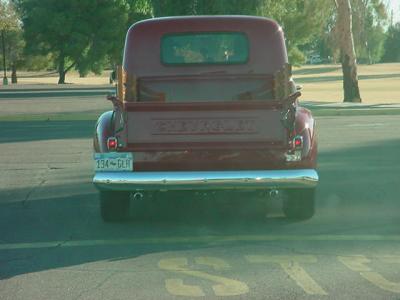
[[1, 63, 399, 122], [294, 63, 400, 104]]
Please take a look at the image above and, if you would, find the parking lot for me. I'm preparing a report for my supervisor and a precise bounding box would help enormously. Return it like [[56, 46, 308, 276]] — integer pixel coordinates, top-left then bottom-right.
[[0, 93, 399, 299]]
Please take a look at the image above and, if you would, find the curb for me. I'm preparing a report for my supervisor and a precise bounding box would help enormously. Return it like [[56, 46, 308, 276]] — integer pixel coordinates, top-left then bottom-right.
[[0, 89, 114, 99], [302, 102, 400, 110]]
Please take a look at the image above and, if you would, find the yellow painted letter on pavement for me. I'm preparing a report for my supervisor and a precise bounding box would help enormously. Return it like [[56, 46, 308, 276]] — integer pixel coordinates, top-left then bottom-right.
[[338, 255, 400, 294], [246, 255, 327, 296], [195, 256, 231, 271], [158, 257, 248, 297], [165, 278, 205, 297]]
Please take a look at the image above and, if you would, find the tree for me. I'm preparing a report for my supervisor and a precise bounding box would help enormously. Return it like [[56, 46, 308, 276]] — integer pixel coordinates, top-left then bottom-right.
[[4, 27, 24, 83], [149, 0, 263, 17], [149, 0, 333, 65], [258, 0, 335, 65], [16, 0, 128, 84], [334, 0, 361, 102], [0, 1, 19, 84], [382, 23, 400, 62], [151, 0, 196, 16], [195, 0, 263, 15], [351, 0, 387, 64], [107, 0, 152, 67]]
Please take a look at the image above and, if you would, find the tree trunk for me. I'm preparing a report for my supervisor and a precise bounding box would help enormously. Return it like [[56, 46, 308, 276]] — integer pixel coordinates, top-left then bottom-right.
[[11, 63, 17, 84], [1, 30, 8, 84], [58, 54, 66, 84], [336, 0, 361, 102]]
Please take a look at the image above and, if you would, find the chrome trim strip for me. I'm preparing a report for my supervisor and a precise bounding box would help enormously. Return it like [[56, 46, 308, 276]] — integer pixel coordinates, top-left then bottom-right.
[[93, 169, 318, 191]]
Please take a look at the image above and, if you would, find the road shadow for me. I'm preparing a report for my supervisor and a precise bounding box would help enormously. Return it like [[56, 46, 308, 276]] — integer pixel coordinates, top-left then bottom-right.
[[0, 120, 95, 143], [1, 138, 400, 279], [0, 188, 294, 279]]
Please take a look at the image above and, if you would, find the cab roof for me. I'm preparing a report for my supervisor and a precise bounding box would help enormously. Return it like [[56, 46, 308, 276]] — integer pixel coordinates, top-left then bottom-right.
[[123, 16, 288, 77]]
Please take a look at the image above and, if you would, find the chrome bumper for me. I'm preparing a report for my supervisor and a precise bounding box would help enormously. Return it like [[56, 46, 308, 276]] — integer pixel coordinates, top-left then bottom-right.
[[93, 169, 318, 191]]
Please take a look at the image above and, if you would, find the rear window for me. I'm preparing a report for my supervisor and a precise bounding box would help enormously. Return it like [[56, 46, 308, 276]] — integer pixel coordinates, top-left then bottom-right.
[[161, 32, 249, 65]]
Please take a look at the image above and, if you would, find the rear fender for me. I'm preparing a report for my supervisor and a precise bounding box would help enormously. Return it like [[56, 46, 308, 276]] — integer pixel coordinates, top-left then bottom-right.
[[294, 107, 317, 165], [93, 111, 114, 153]]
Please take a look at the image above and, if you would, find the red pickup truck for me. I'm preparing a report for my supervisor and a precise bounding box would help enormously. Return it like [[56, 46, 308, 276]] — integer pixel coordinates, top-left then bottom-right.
[[93, 16, 318, 222]]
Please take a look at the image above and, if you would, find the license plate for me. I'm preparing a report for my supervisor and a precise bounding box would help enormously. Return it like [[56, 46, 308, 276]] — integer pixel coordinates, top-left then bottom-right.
[[94, 153, 133, 172]]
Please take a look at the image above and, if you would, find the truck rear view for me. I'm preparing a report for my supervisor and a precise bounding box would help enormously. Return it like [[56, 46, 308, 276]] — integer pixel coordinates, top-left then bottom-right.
[[93, 16, 318, 222]]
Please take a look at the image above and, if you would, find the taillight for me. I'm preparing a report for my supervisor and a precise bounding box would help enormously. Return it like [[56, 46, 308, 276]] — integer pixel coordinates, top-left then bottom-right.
[[293, 135, 303, 149], [107, 137, 118, 151], [286, 135, 304, 162]]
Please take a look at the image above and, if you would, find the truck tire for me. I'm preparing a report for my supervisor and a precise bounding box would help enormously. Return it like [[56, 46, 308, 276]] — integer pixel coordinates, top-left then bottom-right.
[[100, 191, 130, 222], [283, 188, 315, 220]]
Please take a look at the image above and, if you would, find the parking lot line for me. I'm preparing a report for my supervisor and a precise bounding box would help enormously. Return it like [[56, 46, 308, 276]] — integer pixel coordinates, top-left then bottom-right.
[[1, 235, 400, 250]]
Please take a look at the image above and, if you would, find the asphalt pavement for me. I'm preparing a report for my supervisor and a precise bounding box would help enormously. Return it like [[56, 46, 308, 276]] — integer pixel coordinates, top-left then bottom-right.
[[0, 94, 399, 299]]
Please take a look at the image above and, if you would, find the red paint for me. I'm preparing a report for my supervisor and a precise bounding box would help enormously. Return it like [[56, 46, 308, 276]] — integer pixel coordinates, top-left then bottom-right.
[[95, 16, 318, 172], [123, 101, 283, 112]]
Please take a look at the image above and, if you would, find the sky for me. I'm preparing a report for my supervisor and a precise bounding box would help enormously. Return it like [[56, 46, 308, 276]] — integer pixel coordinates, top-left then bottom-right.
[[387, 0, 400, 23]]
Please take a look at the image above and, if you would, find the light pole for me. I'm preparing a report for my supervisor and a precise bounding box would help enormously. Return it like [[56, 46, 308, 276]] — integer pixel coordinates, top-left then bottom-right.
[[1, 30, 8, 85]]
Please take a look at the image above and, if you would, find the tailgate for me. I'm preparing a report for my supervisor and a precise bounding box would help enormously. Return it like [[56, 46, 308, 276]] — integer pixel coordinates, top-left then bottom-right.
[[124, 102, 288, 151]]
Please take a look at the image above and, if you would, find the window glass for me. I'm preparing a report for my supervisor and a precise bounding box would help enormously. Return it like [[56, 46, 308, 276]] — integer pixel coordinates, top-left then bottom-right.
[[161, 32, 249, 65]]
